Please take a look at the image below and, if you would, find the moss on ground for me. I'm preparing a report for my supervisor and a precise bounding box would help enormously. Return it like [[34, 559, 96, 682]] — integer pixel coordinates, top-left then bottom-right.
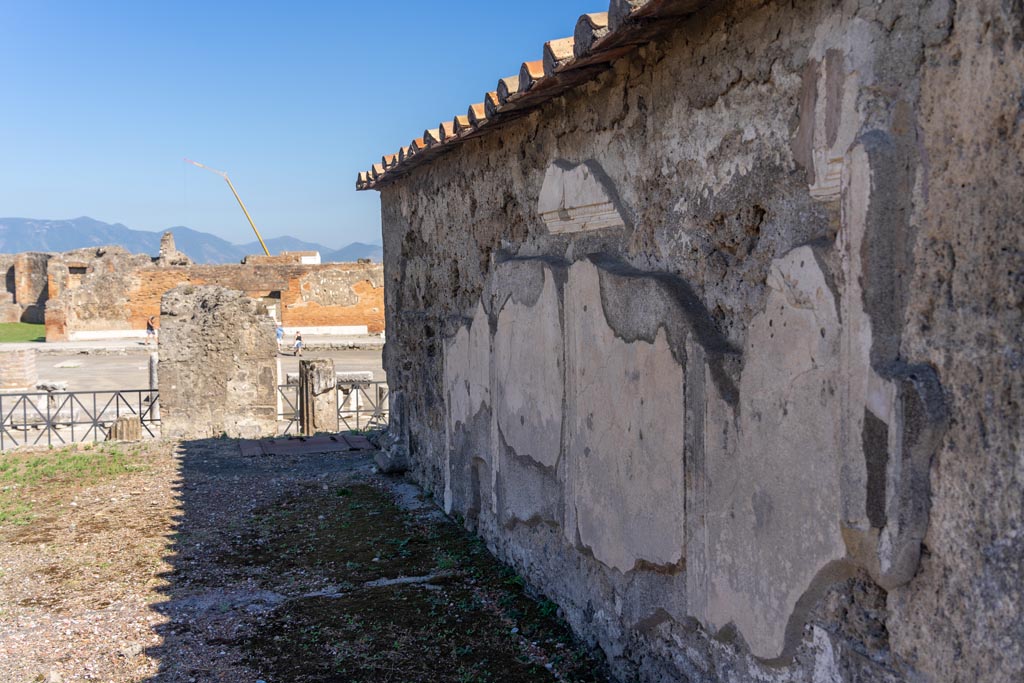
[[234, 483, 610, 682]]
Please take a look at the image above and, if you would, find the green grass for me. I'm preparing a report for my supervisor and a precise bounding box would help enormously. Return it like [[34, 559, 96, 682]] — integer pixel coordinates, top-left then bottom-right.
[[0, 444, 143, 525], [0, 322, 45, 343]]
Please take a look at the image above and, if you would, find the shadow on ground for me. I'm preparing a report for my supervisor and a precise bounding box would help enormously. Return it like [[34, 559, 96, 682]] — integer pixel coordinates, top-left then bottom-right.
[[144, 437, 610, 682]]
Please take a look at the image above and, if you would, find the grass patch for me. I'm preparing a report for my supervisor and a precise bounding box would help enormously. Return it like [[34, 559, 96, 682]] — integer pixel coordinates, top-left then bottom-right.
[[0, 322, 45, 343], [0, 443, 143, 525]]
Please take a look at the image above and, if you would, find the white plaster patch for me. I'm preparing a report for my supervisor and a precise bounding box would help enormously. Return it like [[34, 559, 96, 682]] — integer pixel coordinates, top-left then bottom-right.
[[443, 302, 490, 513], [565, 260, 686, 574], [494, 269, 563, 468], [538, 161, 626, 233], [701, 246, 847, 659]]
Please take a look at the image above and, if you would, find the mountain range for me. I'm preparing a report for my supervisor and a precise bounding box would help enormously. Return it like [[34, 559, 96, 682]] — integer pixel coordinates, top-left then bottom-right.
[[0, 217, 382, 264]]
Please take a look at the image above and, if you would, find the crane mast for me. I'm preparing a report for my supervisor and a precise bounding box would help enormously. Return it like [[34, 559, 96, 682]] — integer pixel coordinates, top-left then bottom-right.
[[184, 158, 271, 256]]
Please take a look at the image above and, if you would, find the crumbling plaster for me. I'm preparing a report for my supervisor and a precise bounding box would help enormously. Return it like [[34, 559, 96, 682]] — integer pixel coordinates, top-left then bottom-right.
[[378, 1, 1021, 681]]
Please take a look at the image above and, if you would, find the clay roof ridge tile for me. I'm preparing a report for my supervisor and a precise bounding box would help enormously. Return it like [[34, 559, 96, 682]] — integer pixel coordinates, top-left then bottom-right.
[[518, 59, 545, 94], [574, 12, 610, 57], [543, 37, 576, 76], [439, 120, 457, 142], [496, 75, 520, 105], [468, 102, 488, 127]]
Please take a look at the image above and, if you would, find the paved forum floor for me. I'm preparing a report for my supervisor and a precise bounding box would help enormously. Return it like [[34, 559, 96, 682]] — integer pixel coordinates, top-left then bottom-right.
[[29, 346, 385, 392]]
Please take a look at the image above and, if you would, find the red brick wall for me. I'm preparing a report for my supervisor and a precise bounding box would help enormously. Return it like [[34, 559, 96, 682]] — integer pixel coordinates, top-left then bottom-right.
[[46, 261, 384, 340]]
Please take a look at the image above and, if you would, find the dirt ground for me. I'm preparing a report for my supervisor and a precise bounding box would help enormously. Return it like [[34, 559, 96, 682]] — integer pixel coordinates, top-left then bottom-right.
[[0, 439, 610, 682]]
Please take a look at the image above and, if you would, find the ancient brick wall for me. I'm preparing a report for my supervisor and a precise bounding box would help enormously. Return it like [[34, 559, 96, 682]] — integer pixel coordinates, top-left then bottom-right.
[[374, 1, 1023, 682], [0, 350, 38, 391], [0, 255, 19, 323], [44, 255, 384, 341]]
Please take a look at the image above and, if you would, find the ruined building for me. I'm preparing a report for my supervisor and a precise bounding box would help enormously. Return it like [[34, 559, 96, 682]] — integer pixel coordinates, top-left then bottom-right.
[[1, 231, 385, 341], [358, 1, 1023, 681]]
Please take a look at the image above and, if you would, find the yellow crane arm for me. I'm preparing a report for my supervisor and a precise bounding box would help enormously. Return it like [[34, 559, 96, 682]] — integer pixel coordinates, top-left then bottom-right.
[[184, 158, 270, 256]]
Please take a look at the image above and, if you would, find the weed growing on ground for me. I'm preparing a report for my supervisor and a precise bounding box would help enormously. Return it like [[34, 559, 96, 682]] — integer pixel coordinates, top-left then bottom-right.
[[233, 483, 611, 682], [0, 444, 143, 525]]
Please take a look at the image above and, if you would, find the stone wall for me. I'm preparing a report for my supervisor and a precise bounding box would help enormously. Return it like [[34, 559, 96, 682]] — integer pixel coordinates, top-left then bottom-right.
[[375, 1, 1022, 681], [0, 350, 38, 392], [14, 252, 52, 323], [158, 285, 277, 439], [43, 249, 384, 341], [0, 255, 19, 323]]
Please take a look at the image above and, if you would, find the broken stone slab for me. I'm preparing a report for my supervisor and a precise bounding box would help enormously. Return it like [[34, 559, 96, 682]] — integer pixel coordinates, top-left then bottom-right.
[[107, 415, 142, 442], [374, 445, 408, 474], [337, 371, 374, 383]]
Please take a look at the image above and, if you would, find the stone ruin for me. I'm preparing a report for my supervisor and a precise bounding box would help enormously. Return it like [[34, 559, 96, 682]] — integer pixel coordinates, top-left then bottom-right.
[[357, 1, 1023, 682], [158, 285, 277, 439], [0, 231, 385, 341]]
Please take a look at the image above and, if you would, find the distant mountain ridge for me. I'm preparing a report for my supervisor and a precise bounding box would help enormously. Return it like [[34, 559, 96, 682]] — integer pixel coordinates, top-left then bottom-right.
[[0, 217, 382, 264]]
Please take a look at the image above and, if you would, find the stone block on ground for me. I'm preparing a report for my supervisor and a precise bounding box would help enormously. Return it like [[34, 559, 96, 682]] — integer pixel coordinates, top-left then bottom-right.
[[107, 415, 142, 442], [299, 358, 338, 435]]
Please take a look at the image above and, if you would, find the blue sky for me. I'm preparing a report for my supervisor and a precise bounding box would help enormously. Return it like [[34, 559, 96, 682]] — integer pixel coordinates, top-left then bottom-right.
[[0, 0, 599, 247]]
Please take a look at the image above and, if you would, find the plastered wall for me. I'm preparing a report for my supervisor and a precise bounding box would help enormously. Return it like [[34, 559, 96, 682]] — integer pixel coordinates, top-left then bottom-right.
[[377, 1, 1023, 681]]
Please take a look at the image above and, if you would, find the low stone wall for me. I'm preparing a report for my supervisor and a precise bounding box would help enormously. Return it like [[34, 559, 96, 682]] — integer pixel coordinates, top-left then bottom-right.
[[158, 286, 277, 439], [0, 350, 38, 392], [372, 1, 1023, 681]]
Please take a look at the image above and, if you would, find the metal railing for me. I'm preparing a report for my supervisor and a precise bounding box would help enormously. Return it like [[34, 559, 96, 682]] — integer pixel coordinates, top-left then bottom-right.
[[276, 380, 389, 435], [0, 389, 160, 450]]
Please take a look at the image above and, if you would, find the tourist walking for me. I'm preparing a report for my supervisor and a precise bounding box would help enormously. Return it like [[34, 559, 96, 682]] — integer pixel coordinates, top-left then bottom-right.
[[292, 331, 304, 357], [145, 316, 157, 346]]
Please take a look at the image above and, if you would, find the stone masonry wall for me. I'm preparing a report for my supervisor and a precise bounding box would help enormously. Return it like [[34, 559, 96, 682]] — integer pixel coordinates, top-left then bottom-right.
[[378, 1, 1023, 681], [158, 285, 277, 439], [14, 252, 51, 324], [44, 253, 384, 341]]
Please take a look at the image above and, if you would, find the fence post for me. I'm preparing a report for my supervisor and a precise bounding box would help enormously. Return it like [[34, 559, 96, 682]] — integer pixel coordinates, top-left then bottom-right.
[[149, 353, 160, 420], [298, 359, 338, 436]]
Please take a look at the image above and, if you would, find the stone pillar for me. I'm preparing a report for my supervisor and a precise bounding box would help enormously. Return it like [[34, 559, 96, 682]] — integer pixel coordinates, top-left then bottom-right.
[[0, 349, 38, 392], [158, 285, 277, 439], [299, 358, 337, 435], [149, 352, 160, 420]]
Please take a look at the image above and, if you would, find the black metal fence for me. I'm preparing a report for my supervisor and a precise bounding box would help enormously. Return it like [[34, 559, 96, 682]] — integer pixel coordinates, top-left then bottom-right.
[[277, 380, 389, 435], [0, 389, 160, 450]]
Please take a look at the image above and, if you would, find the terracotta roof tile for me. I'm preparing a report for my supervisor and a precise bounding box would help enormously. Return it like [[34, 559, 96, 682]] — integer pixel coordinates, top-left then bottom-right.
[[574, 13, 610, 57], [453, 114, 472, 135], [468, 102, 488, 127], [357, 1, 714, 190], [484, 91, 502, 119], [518, 60, 545, 93], [543, 37, 576, 75], [497, 75, 520, 105], [439, 120, 457, 142]]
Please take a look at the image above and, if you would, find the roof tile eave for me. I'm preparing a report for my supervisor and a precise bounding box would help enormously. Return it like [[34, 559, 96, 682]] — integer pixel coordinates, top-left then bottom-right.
[[355, 0, 715, 192]]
